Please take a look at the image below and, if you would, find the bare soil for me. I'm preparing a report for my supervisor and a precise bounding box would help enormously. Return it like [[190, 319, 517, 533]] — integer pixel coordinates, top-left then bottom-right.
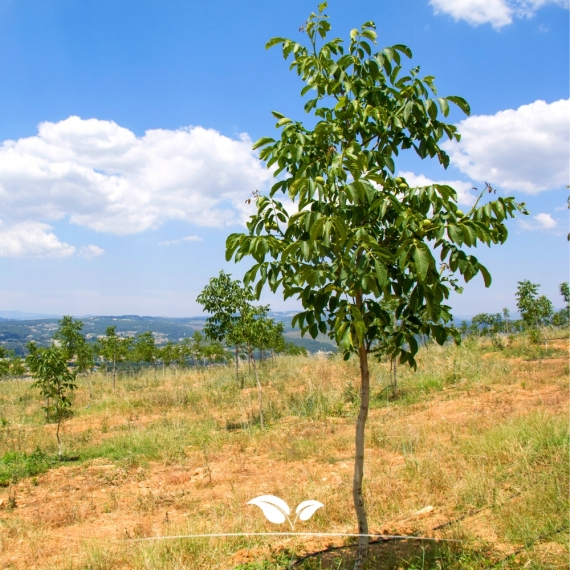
[[0, 341, 568, 569]]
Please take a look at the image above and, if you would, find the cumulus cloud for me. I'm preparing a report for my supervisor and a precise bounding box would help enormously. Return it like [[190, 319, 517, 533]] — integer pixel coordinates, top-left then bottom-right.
[[0, 116, 272, 238], [79, 245, 105, 259], [398, 171, 477, 205], [443, 99, 569, 193], [158, 235, 203, 246], [519, 212, 558, 230], [0, 221, 75, 258], [429, 0, 568, 29]]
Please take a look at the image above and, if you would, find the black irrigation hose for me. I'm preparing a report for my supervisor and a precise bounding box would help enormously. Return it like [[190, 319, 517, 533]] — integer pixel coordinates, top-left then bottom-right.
[[288, 491, 524, 568], [491, 525, 569, 568]]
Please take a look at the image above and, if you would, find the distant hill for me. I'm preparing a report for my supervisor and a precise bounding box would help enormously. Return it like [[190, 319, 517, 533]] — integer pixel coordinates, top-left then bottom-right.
[[0, 310, 493, 356], [0, 310, 62, 320], [0, 312, 335, 355]]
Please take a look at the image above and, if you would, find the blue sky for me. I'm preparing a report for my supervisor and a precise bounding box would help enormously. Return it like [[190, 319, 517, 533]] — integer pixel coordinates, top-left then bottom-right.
[[0, 0, 567, 317]]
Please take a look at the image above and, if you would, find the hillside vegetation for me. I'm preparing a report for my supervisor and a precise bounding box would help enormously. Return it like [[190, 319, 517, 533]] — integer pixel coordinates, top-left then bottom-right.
[[0, 313, 334, 357], [0, 332, 567, 569]]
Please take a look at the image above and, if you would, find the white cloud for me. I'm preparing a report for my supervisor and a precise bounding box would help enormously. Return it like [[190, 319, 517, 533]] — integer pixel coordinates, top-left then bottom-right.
[[443, 99, 569, 193], [0, 221, 75, 258], [79, 245, 105, 259], [519, 212, 558, 230], [0, 116, 272, 237], [158, 235, 203, 246], [430, 0, 568, 29], [398, 171, 477, 205]]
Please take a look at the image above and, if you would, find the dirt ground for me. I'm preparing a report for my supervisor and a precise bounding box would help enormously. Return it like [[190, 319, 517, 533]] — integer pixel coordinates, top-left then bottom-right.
[[0, 342, 568, 569]]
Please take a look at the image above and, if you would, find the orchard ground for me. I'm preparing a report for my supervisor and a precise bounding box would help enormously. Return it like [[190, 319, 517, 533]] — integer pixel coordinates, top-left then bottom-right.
[[0, 332, 567, 569]]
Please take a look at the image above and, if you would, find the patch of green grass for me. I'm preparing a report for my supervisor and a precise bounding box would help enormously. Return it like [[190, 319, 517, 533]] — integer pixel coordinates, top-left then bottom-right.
[[79, 416, 221, 465], [0, 447, 55, 485], [287, 388, 346, 420], [456, 411, 569, 546]]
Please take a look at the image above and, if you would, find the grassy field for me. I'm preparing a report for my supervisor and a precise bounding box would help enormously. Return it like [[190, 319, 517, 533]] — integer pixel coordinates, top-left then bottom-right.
[[0, 333, 567, 569]]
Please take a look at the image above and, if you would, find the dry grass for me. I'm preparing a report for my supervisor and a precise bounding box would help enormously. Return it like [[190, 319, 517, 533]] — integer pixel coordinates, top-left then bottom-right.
[[0, 333, 567, 569]]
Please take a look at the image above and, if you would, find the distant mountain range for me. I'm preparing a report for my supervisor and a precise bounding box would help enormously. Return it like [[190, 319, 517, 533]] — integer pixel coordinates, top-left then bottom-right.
[[0, 309, 512, 356], [0, 312, 335, 355], [0, 310, 62, 320]]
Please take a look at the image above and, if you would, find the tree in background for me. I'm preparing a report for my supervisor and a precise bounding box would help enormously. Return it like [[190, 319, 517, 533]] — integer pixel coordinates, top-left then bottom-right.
[[282, 341, 308, 356], [228, 304, 271, 427], [159, 341, 177, 373], [197, 271, 255, 383], [53, 316, 84, 361], [226, 5, 526, 565], [502, 308, 510, 334], [0, 346, 12, 379], [516, 281, 554, 329], [97, 326, 133, 391], [131, 331, 158, 374], [186, 331, 206, 366], [553, 282, 569, 327], [8, 354, 26, 380], [53, 316, 94, 374], [26, 343, 76, 460], [202, 340, 230, 366], [256, 316, 286, 362], [0, 347, 25, 384], [471, 313, 503, 336]]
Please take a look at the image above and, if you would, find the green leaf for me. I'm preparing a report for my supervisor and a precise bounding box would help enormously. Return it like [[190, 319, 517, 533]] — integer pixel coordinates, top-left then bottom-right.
[[383, 153, 395, 173], [393, 44, 412, 58], [479, 264, 492, 287], [265, 37, 285, 50], [413, 246, 430, 281], [309, 216, 326, 241], [252, 137, 275, 150], [437, 98, 449, 117], [374, 260, 388, 287], [447, 224, 464, 246], [361, 29, 377, 42], [446, 96, 471, 116]]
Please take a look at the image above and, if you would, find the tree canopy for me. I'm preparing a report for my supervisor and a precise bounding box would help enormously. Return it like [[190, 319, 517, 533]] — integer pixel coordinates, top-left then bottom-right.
[[225, 4, 526, 566]]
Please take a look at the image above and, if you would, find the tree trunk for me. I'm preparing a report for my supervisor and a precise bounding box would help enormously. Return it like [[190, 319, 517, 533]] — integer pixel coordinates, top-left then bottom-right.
[[56, 416, 63, 461], [391, 312, 398, 395], [112, 358, 116, 392], [352, 288, 370, 569], [251, 349, 263, 429], [235, 346, 240, 386], [354, 341, 370, 569]]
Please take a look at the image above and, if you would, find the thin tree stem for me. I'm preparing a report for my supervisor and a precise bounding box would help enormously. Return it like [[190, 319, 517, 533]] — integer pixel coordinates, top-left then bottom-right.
[[251, 350, 263, 429], [354, 291, 370, 569], [56, 416, 63, 461]]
